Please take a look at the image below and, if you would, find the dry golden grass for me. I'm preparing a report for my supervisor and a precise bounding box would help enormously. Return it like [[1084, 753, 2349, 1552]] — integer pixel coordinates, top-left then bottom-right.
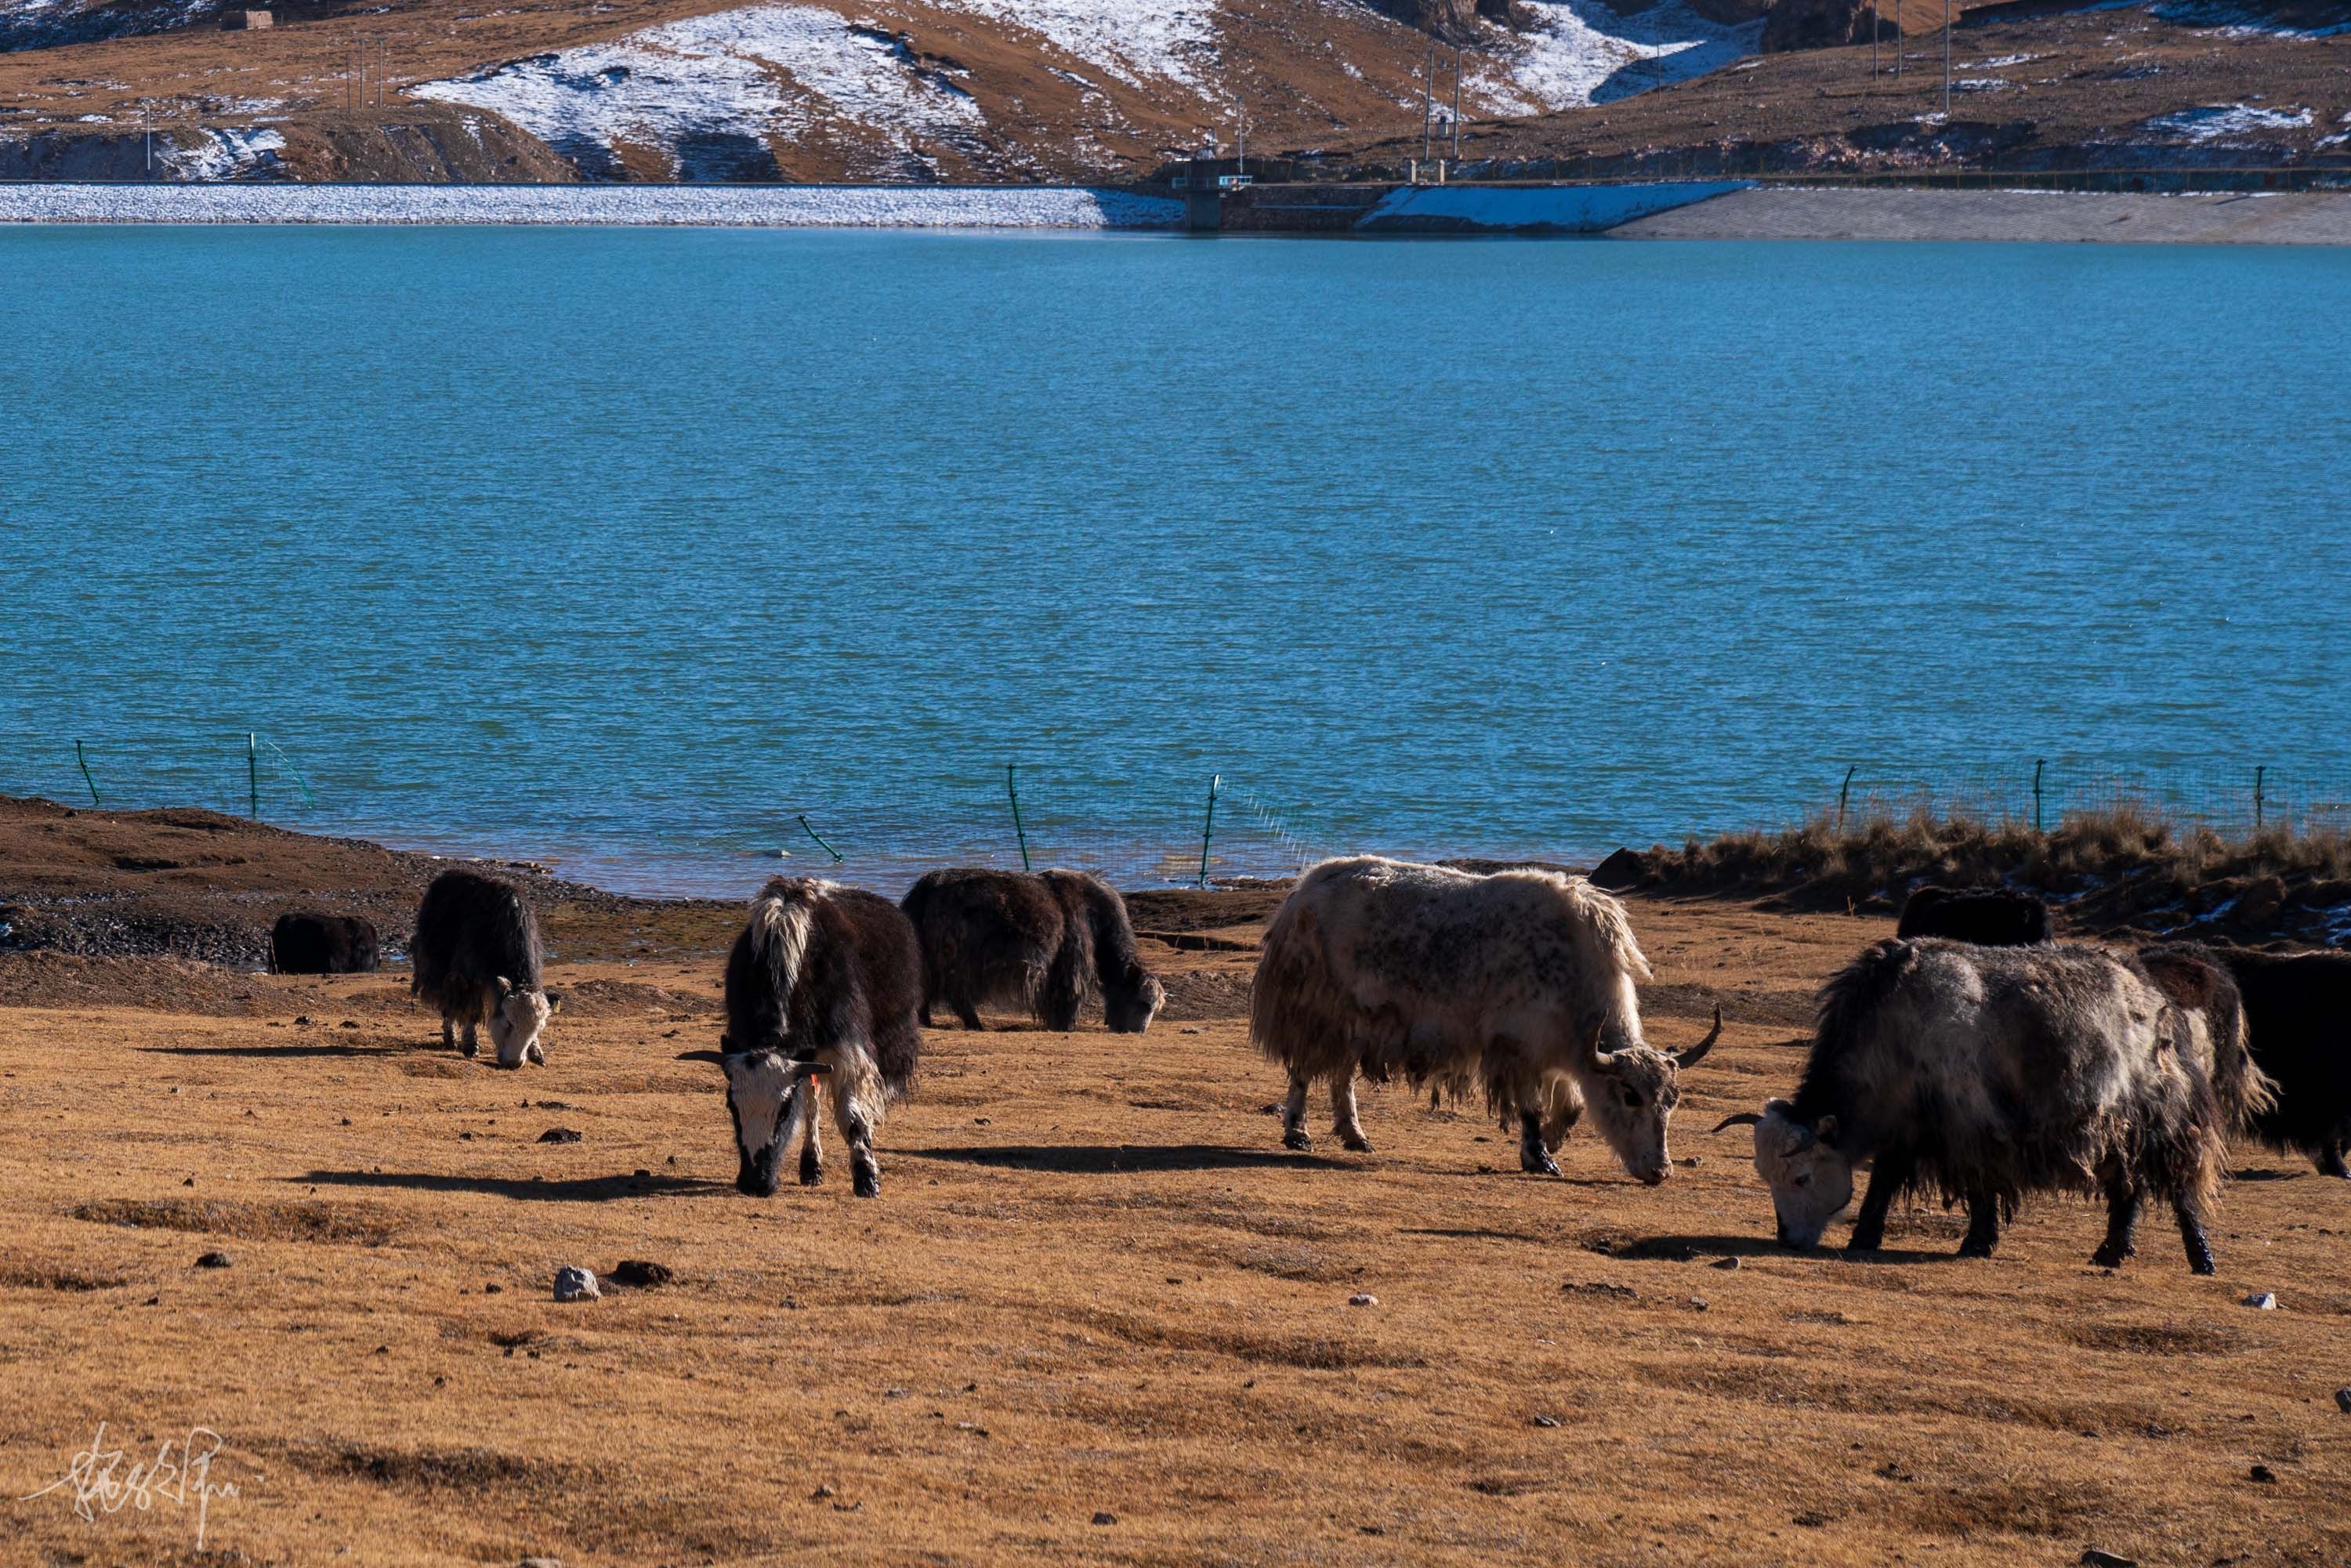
[[2, 896, 2346, 1566]]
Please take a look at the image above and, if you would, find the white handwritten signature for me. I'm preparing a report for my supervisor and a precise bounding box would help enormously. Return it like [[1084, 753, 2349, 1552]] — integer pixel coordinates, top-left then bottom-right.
[[20, 1421, 240, 1548]]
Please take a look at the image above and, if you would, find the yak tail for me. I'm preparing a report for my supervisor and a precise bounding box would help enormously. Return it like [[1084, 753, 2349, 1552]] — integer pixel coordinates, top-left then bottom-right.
[[747, 883, 816, 1037], [2205, 983, 2280, 1139]]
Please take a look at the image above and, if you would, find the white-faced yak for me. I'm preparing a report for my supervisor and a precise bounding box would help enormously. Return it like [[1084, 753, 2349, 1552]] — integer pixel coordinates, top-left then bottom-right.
[[1249, 856, 1718, 1185], [680, 878, 922, 1200], [410, 870, 560, 1069], [1718, 938, 2273, 1273], [900, 867, 1165, 1034]]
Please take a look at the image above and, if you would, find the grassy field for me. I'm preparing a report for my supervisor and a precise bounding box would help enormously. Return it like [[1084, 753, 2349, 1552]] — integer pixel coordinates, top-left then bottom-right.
[[2, 894, 2345, 1566]]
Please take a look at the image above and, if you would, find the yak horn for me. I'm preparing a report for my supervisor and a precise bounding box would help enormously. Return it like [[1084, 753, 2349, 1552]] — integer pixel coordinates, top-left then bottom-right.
[[675, 1049, 728, 1065], [1712, 1111, 1765, 1133], [1581, 1024, 1609, 1074], [1672, 1006, 1723, 1069]]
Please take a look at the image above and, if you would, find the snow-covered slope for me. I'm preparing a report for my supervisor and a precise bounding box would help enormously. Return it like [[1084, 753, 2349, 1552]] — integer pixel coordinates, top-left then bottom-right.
[[410, 0, 1762, 181]]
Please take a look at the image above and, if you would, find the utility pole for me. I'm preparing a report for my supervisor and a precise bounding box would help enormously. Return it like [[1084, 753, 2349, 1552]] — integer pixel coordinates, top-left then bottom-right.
[[1421, 45, 1433, 167], [1451, 45, 1462, 161], [1943, 0, 1952, 116], [1871, 3, 1878, 81], [1895, 0, 1903, 80]]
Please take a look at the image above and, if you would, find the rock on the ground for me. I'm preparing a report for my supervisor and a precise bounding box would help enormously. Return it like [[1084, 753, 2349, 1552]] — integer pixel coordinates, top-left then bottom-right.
[[1348, 1293, 1378, 1306], [553, 1265, 601, 1302], [538, 1128, 582, 1144], [2244, 1291, 2278, 1310], [610, 1259, 673, 1287], [195, 1251, 231, 1269]]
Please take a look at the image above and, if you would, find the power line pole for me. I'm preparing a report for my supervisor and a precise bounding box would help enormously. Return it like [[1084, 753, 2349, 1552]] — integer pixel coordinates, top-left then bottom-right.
[[1943, 0, 1952, 116], [1421, 45, 1433, 168], [1451, 45, 1462, 161], [1895, 0, 1903, 80]]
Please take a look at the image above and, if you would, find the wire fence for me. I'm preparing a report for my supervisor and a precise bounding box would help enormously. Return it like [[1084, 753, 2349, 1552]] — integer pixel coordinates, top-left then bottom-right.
[[1817, 759, 2351, 841]]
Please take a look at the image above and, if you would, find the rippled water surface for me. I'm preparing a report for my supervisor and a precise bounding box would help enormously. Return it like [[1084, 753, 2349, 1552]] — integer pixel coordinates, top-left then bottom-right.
[[4, 226, 2347, 893]]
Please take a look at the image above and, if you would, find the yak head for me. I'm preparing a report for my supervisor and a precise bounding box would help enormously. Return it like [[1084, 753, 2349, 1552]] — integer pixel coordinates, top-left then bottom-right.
[[680, 1045, 820, 1196], [1716, 1099, 1853, 1248], [1582, 1007, 1721, 1186], [1105, 967, 1167, 1035], [486, 979, 556, 1070]]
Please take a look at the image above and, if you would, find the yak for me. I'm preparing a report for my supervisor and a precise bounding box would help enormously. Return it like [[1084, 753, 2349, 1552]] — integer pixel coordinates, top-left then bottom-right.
[[1896, 885, 2053, 946], [410, 870, 560, 1069], [2207, 946, 2351, 1179], [269, 912, 381, 975], [679, 878, 922, 1200], [1717, 938, 2272, 1273], [900, 867, 1165, 1034], [1250, 856, 1718, 1185]]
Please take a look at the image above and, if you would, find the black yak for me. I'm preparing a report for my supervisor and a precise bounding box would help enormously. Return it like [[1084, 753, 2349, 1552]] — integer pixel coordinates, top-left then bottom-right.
[[2208, 946, 2351, 1179], [269, 913, 381, 975], [679, 878, 922, 1200], [410, 869, 559, 1069], [1250, 856, 1718, 1184], [1717, 939, 2273, 1273], [900, 867, 1165, 1034], [1896, 885, 2053, 946]]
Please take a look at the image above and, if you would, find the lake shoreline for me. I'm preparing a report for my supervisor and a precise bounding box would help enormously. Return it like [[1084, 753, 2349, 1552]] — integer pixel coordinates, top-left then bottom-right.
[[5, 179, 2349, 242]]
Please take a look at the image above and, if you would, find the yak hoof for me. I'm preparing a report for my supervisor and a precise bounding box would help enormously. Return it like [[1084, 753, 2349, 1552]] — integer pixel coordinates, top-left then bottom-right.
[[1282, 1128, 1312, 1152], [1339, 1132, 1374, 1153], [1957, 1236, 1996, 1260], [852, 1164, 881, 1200], [1522, 1149, 1563, 1178], [2320, 1157, 2351, 1180], [799, 1151, 824, 1187], [2089, 1242, 2135, 1269], [1844, 1231, 1883, 1255], [458, 1040, 478, 1059]]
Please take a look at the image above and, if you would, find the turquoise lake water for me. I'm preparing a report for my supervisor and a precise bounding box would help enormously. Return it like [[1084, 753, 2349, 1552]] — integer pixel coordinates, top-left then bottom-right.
[[2, 226, 2347, 894]]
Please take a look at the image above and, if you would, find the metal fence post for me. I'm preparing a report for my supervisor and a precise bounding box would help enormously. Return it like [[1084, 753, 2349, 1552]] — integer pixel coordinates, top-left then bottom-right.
[[2032, 757, 2045, 834], [795, 813, 845, 864], [248, 733, 259, 819], [1006, 764, 1032, 872], [1837, 766, 1857, 832], [75, 741, 101, 808], [2254, 765, 2266, 833], [1197, 774, 1222, 889]]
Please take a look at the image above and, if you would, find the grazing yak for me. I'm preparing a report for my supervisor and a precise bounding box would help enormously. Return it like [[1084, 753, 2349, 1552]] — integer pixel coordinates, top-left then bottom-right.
[[269, 913, 380, 975], [679, 878, 922, 1200], [410, 870, 560, 1069], [1250, 856, 1718, 1185], [1896, 885, 2053, 946], [2207, 946, 2351, 1179], [1717, 938, 2273, 1273], [900, 867, 1165, 1034]]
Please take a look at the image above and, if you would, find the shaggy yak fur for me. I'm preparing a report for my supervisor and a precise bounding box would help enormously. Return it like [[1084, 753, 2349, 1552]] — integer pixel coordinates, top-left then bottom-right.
[[2207, 946, 2351, 1178], [1717, 938, 2273, 1273], [1249, 856, 1717, 1185], [900, 867, 1165, 1034], [681, 878, 923, 1200], [269, 913, 380, 975], [1896, 885, 2054, 946], [409, 870, 559, 1069]]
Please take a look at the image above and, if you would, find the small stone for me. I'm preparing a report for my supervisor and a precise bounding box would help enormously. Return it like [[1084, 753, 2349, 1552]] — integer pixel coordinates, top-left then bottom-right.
[[813, 1483, 837, 1499], [632, 1168, 650, 1179], [538, 1128, 582, 1144], [1091, 1512, 1117, 1526], [1689, 1297, 1710, 1311], [2078, 1552, 2137, 1568], [1710, 1256, 1741, 1270], [1347, 1293, 1378, 1307], [609, 1260, 673, 1287], [182, 1176, 194, 1186], [341, 1117, 352, 1126], [884, 1387, 910, 1399], [552, 1265, 600, 1302], [1531, 1414, 1561, 1428], [195, 1251, 231, 1269], [340, 1020, 360, 1030], [2334, 1388, 2351, 1414], [2244, 1291, 2278, 1310], [2248, 1464, 2276, 1483], [519, 1558, 565, 1568], [295, 1016, 312, 1025], [1677, 1155, 1702, 1168], [1180, 1026, 1201, 1034], [484, 1283, 503, 1295]]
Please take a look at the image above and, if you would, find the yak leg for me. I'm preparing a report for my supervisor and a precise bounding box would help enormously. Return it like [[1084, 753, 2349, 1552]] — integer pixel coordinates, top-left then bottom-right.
[[1519, 1110, 1563, 1177], [918, 1001, 936, 1030], [831, 1082, 881, 1199], [441, 1015, 460, 1052], [797, 1077, 825, 1186], [2090, 1163, 2142, 1268], [458, 1016, 480, 1059], [1846, 1146, 1914, 1253], [1331, 1075, 1372, 1153], [2172, 1191, 2217, 1276], [950, 992, 984, 1033], [1957, 1184, 2001, 1259], [2317, 1132, 2350, 1180], [1541, 1085, 1583, 1149], [1281, 1074, 1312, 1151]]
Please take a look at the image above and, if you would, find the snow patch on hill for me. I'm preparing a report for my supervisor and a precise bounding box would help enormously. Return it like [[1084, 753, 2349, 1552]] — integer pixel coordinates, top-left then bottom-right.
[[1476, 0, 1762, 114], [933, 0, 1219, 89], [415, 5, 988, 179], [2141, 102, 2313, 140]]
